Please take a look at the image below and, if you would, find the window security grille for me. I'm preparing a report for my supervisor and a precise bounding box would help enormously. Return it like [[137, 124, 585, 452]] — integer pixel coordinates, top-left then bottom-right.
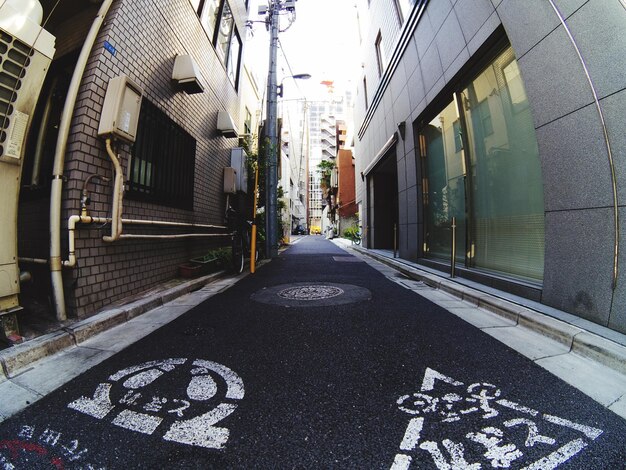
[[128, 100, 196, 210]]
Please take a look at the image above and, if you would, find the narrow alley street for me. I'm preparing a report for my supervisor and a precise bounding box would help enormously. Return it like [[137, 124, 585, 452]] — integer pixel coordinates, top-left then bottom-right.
[[1, 237, 625, 469]]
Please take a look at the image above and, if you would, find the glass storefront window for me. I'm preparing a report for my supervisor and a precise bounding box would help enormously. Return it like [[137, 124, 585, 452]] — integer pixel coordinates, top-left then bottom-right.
[[420, 45, 545, 283], [420, 100, 466, 262]]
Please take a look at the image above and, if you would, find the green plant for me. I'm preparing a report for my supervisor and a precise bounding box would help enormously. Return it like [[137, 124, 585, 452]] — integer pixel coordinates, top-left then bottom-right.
[[317, 160, 335, 189], [343, 225, 360, 241]]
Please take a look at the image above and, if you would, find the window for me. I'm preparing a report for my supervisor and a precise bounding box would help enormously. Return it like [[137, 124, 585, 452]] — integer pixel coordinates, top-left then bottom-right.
[[363, 76, 368, 109], [196, 0, 242, 88], [197, 0, 220, 40], [375, 31, 385, 77], [392, 0, 404, 25], [244, 107, 252, 135], [419, 45, 544, 282], [129, 100, 196, 210], [215, 1, 234, 63], [226, 27, 242, 87]]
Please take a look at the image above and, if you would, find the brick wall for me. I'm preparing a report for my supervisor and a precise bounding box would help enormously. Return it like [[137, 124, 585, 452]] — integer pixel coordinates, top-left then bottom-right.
[[337, 149, 357, 219], [51, 0, 248, 317]]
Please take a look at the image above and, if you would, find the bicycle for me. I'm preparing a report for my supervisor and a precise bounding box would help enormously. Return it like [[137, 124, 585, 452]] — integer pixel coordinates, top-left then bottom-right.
[[352, 230, 362, 245], [229, 214, 259, 274]]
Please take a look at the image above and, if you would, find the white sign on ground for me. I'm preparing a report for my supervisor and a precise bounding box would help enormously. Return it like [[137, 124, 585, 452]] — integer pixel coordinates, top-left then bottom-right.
[[391, 368, 603, 469], [67, 358, 244, 449]]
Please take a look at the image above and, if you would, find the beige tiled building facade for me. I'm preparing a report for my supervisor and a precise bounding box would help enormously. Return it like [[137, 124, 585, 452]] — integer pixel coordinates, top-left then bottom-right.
[[16, 0, 252, 320]]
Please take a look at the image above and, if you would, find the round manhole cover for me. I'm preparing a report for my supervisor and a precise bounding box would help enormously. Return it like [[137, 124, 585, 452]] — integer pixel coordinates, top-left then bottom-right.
[[251, 282, 371, 307], [277, 285, 344, 301]]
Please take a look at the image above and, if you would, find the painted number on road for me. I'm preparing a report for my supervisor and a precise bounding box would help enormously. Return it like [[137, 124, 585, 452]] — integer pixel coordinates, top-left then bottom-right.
[[391, 368, 603, 469], [67, 358, 244, 449]]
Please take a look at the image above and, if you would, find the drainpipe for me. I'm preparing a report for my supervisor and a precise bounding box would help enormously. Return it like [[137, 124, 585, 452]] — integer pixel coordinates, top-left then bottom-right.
[[31, 76, 58, 187], [102, 138, 124, 242], [49, 0, 114, 321]]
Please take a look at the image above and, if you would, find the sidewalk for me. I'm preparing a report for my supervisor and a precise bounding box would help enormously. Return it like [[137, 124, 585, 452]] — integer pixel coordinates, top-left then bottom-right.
[[0, 269, 252, 422], [331, 237, 626, 419], [1, 239, 625, 424]]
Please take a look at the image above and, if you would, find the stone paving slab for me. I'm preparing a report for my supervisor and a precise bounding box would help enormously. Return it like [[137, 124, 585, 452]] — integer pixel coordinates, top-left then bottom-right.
[[11, 346, 107, 396], [341, 240, 626, 377], [536, 353, 626, 407], [447, 306, 518, 329], [125, 305, 191, 326], [0, 380, 41, 420]]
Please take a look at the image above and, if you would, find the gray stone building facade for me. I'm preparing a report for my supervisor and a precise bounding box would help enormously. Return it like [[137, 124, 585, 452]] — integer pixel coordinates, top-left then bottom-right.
[[16, 0, 250, 322], [354, 0, 626, 333]]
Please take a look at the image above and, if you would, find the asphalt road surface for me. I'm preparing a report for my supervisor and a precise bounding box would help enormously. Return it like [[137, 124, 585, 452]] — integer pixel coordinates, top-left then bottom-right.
[[1, 237, 625, 469]]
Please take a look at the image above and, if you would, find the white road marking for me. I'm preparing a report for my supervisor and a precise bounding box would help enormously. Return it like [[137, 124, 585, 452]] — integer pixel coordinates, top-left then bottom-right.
[[123, 369, 164, 389], [163, 403, 237, 449], [521, 438, 588, 470], [390, 453, 412, 470], [68, 358, 245, 450], [543, 415, 603, 440], [496, 399, 539, 417], [67, 383, 115, 419], [391, 368, 605, 469], [192, 360, 244, 400], [421, 368, 463, 392], [186, 375, 218, 401], [399, 418, 423, 451], [109, 359, 186, 381], [112, 409, 162, 435]]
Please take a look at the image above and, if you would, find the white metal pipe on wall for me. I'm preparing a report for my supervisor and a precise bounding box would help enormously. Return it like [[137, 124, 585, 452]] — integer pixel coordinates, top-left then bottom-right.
[[102, 138, 124, 242], [49, 0, 114, 321], [62, 215, 230, 268]]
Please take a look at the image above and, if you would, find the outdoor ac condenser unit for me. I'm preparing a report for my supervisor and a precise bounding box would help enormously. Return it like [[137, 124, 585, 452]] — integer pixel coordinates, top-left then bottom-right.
[[0, 0, 55, 323]]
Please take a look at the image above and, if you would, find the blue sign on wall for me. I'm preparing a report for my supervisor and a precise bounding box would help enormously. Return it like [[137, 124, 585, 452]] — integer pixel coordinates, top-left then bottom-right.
[[104, 41, 117, 56]]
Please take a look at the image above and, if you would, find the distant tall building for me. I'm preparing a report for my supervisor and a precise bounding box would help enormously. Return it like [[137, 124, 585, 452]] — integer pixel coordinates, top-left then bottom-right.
[[307, 91, 346, 232], [279, 99, 309, 233]]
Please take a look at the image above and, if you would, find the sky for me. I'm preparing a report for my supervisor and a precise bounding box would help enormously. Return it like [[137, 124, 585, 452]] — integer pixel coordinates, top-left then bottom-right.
[[246, 0, 363, 102]]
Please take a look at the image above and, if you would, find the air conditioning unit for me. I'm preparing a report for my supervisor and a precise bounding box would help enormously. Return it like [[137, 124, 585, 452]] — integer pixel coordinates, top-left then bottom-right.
[[0, 0, 55, 334]]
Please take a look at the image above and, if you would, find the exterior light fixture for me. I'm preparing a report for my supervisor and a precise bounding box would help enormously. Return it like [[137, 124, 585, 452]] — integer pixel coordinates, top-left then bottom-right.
[[277, 73, 311, 97]]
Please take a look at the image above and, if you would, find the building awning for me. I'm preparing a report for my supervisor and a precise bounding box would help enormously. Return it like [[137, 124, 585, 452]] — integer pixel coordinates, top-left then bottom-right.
[[362, 132, 398, 177]]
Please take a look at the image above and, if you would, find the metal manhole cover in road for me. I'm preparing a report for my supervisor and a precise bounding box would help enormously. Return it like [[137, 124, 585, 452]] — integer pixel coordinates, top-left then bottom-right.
[[252, 282, 371, 307], [278, 285, 344, 300]]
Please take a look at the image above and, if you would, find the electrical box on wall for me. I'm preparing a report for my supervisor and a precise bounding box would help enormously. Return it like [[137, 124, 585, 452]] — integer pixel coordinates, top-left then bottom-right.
[[98, 75, 143, 143], [230, 147, 248, 193], [224, 167, 237, 194]]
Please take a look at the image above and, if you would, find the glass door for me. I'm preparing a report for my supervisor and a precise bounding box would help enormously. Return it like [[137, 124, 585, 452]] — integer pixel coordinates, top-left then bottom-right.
[[419, 100, 466, 264]]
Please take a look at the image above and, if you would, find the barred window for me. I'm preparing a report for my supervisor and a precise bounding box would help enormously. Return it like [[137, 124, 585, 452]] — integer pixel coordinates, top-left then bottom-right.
[[128, 100, 196, 210]]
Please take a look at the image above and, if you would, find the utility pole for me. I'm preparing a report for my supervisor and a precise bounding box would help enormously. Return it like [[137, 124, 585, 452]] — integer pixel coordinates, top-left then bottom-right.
[[265, 0, 280, 258], [260, 1, 306, 257]]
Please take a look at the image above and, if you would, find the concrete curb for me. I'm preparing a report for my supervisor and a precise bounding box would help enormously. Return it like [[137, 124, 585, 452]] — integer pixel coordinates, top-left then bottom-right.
[[0, 271, 226, 379], [347, 243, 626, 376]]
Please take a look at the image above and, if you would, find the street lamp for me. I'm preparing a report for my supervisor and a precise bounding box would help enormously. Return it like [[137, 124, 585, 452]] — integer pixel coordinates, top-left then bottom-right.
[[277, 73, 311, 97]]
